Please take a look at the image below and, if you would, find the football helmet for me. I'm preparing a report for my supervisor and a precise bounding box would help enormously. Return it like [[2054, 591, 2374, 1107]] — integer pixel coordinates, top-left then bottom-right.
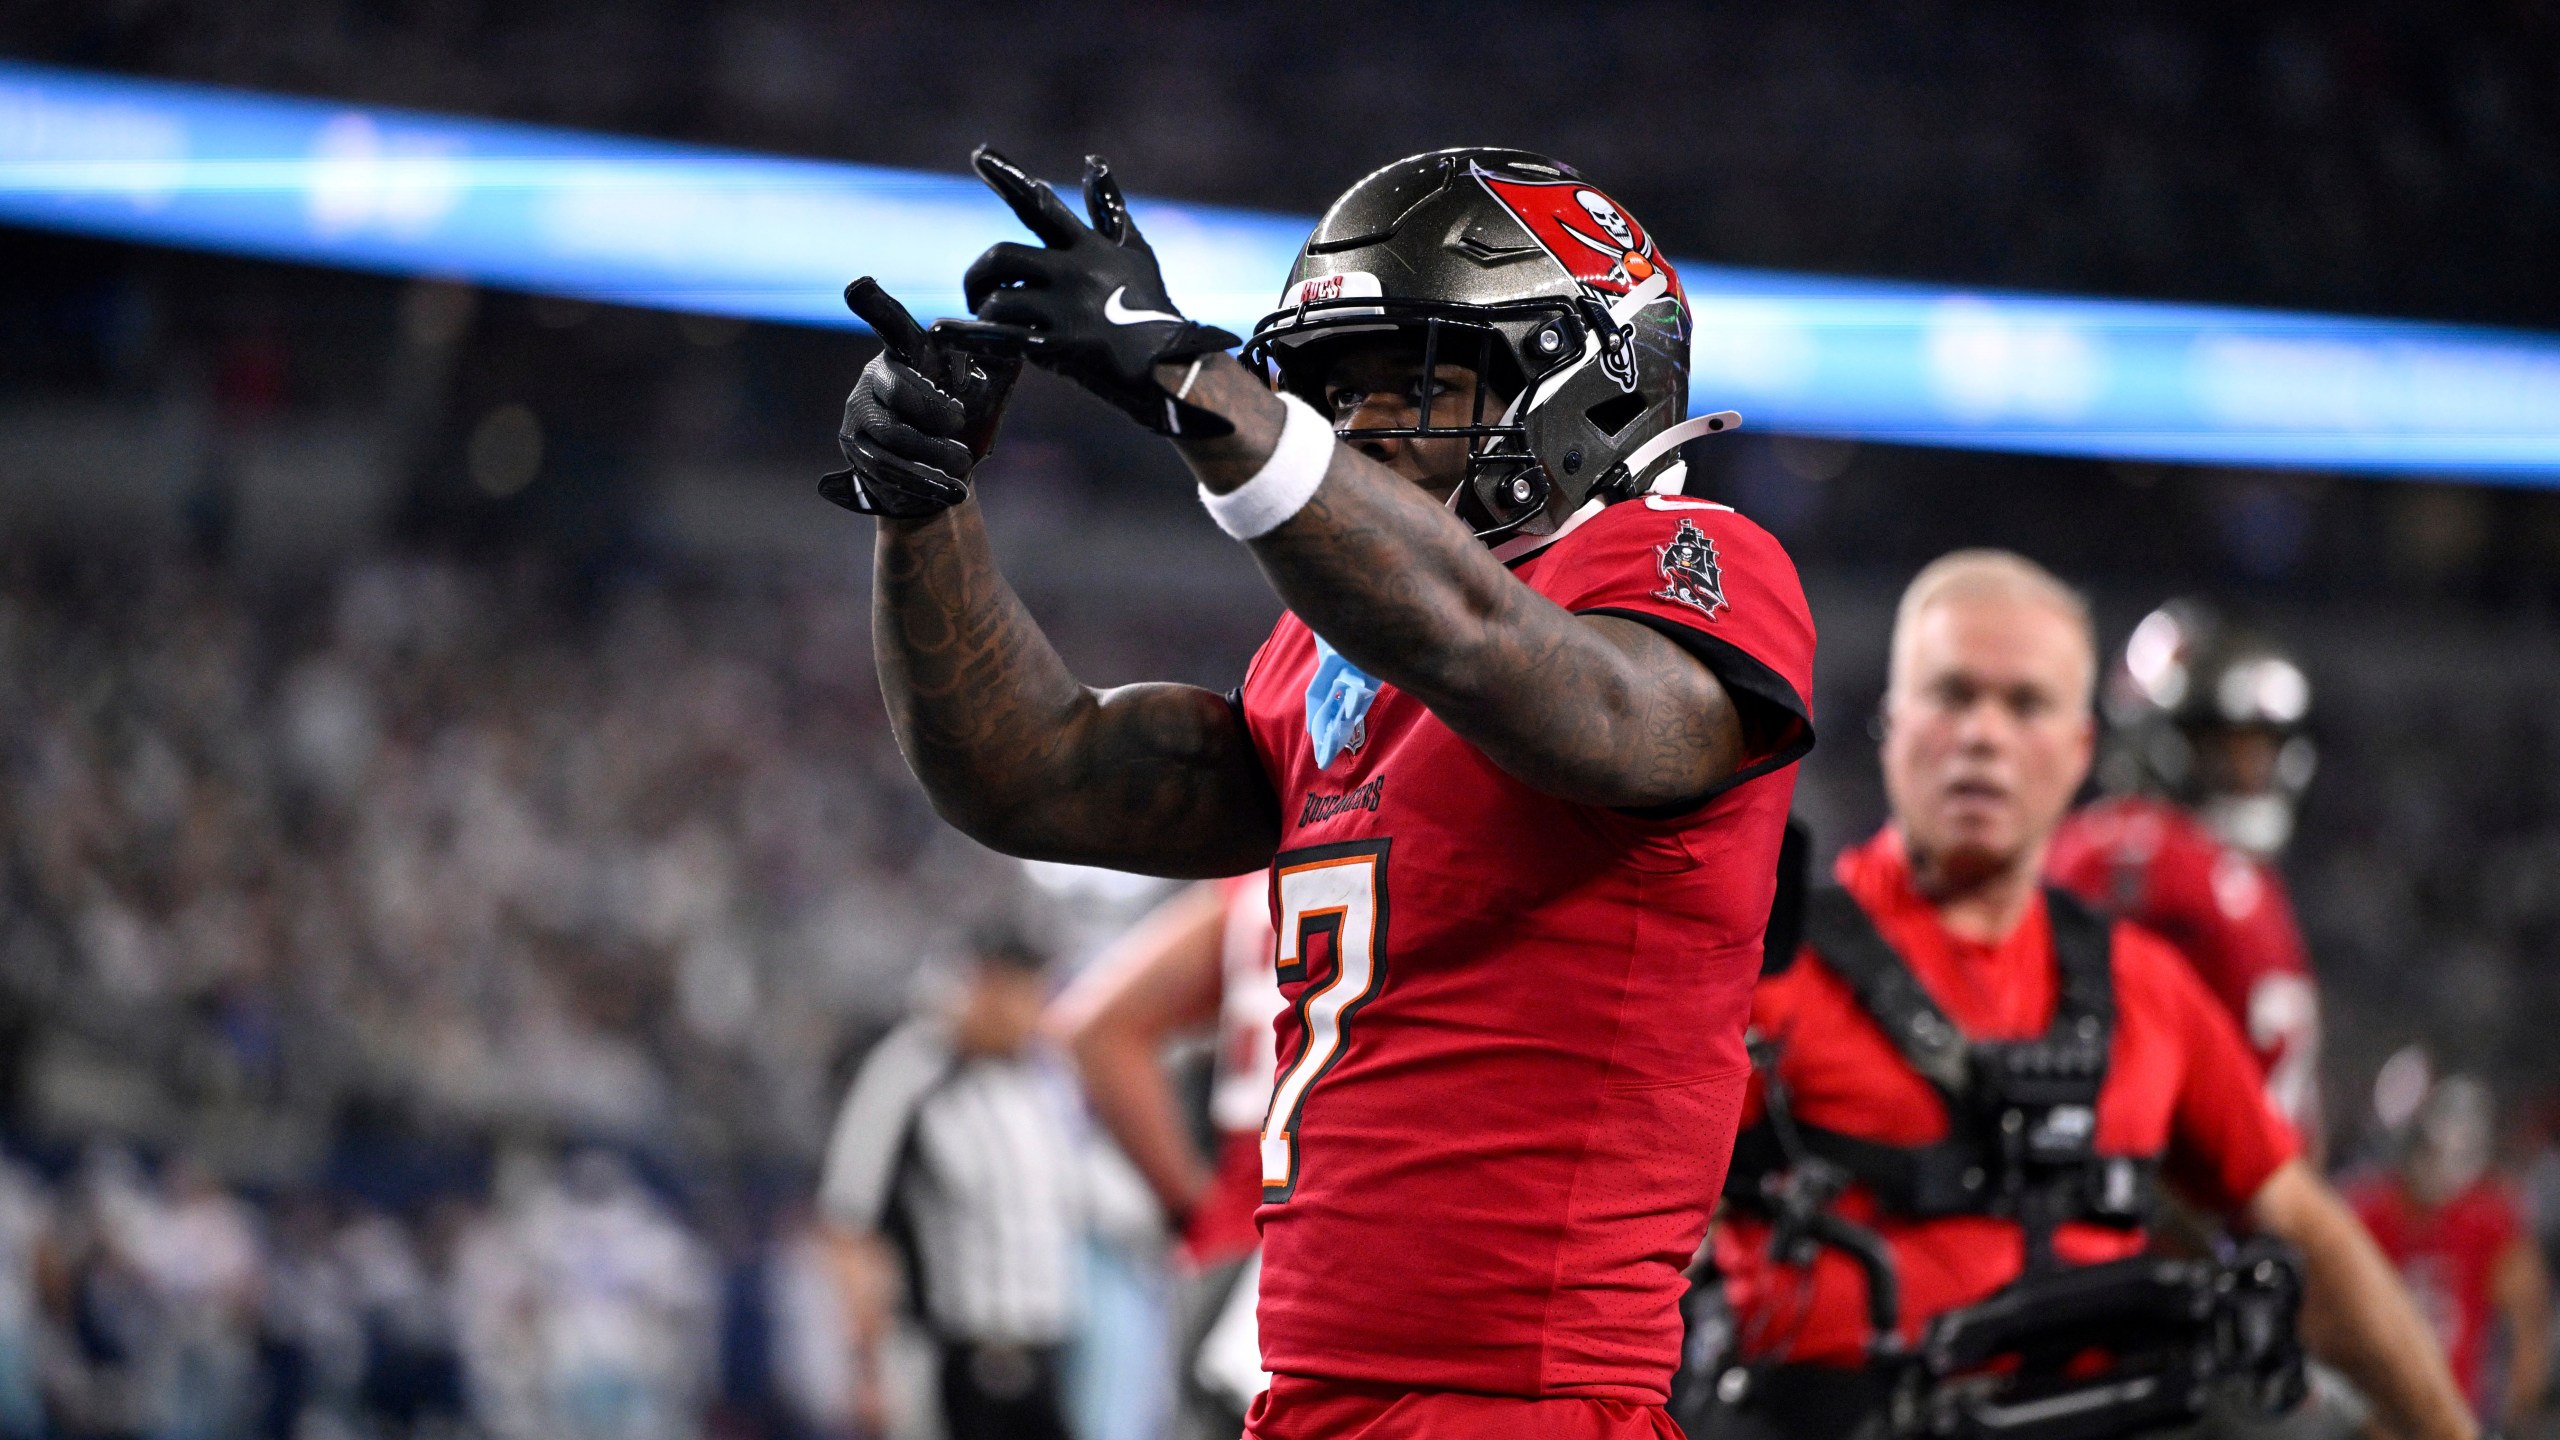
[[1243, 149, 1723, 543], [2099, 599, 2318, 856]]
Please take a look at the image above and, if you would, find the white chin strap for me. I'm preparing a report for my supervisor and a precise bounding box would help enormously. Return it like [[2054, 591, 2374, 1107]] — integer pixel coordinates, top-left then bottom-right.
[[1477, 409, 1746, 565], [1620, 410, 1743, 495]]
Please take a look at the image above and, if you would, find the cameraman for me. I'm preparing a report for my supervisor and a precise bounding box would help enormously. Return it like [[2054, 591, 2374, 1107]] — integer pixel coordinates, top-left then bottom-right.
[[1713, 551, 2469, 1440]]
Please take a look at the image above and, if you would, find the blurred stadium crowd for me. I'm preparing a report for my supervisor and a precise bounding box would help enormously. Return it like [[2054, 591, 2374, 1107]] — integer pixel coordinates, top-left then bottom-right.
[[0, 541, 1037, 1440], [0, 2, 2558, 1438], [0, 531, 2553, 1438], [6, 0, 2558, 327]]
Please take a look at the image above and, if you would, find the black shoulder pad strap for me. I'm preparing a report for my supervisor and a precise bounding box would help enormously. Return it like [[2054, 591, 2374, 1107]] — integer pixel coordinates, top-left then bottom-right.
[[1760, 817, 1812, 978], [2043, 885, 2116, 1037], [1801, 886, 1970, 1098]]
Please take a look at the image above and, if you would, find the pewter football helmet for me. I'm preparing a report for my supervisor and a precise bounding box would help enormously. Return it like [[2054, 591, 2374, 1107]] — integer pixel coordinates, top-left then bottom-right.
[[1244, 149, 1720, 542]]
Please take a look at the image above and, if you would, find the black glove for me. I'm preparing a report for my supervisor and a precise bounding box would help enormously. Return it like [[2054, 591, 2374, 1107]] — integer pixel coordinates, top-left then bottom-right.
[[951, 148, 1239, 437], [820, 278, 1020, 518]]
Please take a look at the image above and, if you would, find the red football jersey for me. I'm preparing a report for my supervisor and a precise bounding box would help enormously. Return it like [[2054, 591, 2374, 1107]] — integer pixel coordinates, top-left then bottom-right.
[[2346, 1174, 2527, 1413], [1237, 494, 1815, 1403], [1717, 829, 2300, 1366], [2047, 795, 2322, 1140]]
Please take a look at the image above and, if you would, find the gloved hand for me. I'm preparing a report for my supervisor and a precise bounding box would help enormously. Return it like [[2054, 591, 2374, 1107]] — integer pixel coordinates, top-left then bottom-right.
[[952, 148, 1239, 437], [820, 277, 1020, 518]]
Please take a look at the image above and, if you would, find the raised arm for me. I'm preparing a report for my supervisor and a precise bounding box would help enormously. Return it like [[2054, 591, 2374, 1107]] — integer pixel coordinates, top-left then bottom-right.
[[957, 150, 1752, 810], [1041, 882, 1228, 1222], [832, 282, 1276, 877], [1170, 357, 1747, 808], [875, 504, 1275, 874]]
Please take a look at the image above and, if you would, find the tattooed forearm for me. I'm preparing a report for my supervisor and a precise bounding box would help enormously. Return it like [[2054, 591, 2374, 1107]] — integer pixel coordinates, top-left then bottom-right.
[[1163, 355, 1748, 809], [872, 502, 1278, 876]]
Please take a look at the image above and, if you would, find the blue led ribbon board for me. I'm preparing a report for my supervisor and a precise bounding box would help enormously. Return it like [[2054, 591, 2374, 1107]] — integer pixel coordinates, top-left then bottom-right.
[[2, 61, 2556, 478]]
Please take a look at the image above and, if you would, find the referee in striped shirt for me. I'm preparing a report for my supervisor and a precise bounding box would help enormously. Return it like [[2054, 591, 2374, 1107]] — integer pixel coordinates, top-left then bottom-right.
[[820, 933, 1085, 1440]]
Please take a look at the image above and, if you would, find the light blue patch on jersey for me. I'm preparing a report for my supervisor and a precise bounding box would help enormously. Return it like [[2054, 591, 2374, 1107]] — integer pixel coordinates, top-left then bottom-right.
[[1304, 633, 1379, 770]]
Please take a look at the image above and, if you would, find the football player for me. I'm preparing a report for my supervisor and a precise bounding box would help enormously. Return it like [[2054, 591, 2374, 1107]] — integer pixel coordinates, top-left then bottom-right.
[[1044, 874, 1281, 1438], [2346, 1074, 2551, 1428], [2047, 601, 2325, 1149], [829, 147, 1816, 1437]]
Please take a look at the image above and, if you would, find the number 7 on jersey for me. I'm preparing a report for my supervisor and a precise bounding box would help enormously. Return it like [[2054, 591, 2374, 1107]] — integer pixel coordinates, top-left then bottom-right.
[[1261, 839, 1391, 1202]]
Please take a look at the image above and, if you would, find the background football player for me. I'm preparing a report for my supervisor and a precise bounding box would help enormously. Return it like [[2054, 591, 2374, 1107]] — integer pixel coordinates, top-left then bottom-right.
[[1043, 874, 1280, 1439], [2048, 600, 2326, 1149], [2346, 1071, 2552, 1430], [829, 145, 1814, 1437]]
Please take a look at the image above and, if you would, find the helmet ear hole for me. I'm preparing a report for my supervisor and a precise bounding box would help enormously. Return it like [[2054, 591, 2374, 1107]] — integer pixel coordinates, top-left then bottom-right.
[[1583, 392, 1647, 437]]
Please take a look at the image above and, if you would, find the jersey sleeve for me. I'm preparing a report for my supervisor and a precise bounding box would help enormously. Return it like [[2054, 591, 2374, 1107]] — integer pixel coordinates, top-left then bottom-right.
[[2061, 809, 2325, 1139], [2148, 829, 2316, 1007], [1540, 498, 1817, 787], [2042, 822, 2125, 914], [2214, 872, 2320, 1103], [2139, 930, 2304, 1213]]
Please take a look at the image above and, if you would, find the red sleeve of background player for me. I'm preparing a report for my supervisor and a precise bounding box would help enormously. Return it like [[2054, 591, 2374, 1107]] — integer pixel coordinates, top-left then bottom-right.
[[2227, 863, 2312, 981], [2042, 819, 2125, 915], [2136, 927, 2303, 1212], [2049, 806, 2323, 1142], [1537, 496, 1817, 787], [2162, 831, 2315, 1013], [2144, 833, 2324, 1141]]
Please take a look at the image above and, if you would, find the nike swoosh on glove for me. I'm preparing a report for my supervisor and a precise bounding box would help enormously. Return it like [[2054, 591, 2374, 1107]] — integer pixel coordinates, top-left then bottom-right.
[[821, 278, 1020, 519], [951, 148, 1240, 438]]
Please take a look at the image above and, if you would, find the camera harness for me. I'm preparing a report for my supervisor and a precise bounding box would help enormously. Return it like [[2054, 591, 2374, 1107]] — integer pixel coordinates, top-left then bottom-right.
[[1727, 883, 2156, 1275], [1709, 885, 2308, 1440]]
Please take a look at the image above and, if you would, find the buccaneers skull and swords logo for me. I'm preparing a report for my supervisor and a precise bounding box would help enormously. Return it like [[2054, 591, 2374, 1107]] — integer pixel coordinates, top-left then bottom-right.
[[1654, 519, 1727, 619], [1471, 169, 1688, 396]]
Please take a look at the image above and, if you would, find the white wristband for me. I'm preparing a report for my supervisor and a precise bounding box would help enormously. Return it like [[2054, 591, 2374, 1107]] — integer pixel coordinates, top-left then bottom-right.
[[1198, 393, 1333, 540]]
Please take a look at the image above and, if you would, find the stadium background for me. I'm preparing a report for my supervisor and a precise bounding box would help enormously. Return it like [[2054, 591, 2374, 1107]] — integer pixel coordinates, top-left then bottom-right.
[[1, 4, 2557, 1438]]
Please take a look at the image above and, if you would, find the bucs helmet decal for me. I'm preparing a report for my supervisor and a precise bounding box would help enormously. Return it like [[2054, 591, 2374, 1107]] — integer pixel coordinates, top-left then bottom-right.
[[1472, 168, 1688, 393], [1472, 170, 1685, 310]]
